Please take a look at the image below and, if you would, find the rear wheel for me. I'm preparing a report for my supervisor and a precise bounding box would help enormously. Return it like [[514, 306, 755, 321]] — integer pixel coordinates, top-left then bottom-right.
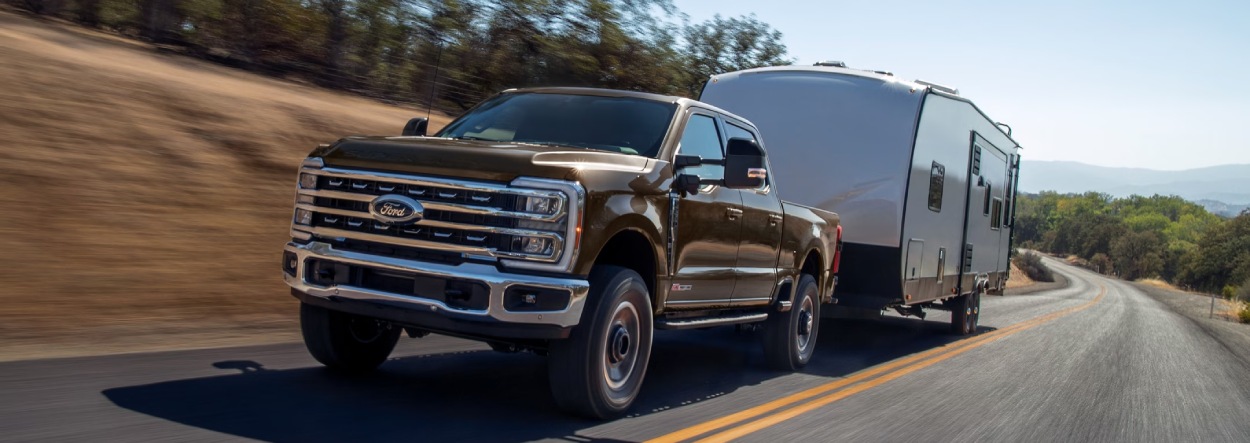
[[950, 288, 981, 335], [548, 265, 653, 419], [300, 302, 401, 373], [764, 274, 820, 370]]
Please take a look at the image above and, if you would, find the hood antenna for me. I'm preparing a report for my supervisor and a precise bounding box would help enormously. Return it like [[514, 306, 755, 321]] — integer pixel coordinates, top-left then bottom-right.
[[425, 38, 446, 124]]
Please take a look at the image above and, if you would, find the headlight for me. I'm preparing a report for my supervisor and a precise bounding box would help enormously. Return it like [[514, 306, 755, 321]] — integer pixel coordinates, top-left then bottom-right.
[[503, 178, 584, 273], [519, 195, 560, 215], [294, 208, 313, 225], [299, 173, 318, 190]]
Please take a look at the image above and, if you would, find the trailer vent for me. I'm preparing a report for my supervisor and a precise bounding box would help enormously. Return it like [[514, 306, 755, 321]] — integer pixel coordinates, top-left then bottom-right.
[[972, 146, 982, 175], [963, 244, 974, 272]]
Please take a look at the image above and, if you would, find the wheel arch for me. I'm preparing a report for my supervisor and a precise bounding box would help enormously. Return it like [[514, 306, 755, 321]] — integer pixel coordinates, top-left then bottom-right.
[[587, 227, 662, 309]]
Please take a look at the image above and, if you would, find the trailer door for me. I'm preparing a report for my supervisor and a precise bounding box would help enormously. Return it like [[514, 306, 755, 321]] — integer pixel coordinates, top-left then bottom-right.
[[958, 134, 1009, 293]]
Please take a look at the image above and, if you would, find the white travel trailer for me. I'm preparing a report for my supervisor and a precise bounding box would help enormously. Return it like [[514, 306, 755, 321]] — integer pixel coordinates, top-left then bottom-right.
[[699, 64, 1021, 334]]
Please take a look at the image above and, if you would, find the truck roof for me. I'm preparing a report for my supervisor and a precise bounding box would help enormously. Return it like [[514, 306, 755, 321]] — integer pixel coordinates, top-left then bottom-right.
[[501, 87, 761, 133]]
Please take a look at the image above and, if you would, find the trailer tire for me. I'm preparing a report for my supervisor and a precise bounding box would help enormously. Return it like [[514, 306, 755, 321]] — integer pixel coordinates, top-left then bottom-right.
[[300, 302, 401, 373], [548, 265, 653, 419], [764, 274, 820, 370], [949, 288, 981, 335]]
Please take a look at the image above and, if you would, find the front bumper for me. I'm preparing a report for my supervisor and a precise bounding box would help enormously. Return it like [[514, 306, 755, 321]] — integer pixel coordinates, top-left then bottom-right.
[[283, 241, 590, 338]]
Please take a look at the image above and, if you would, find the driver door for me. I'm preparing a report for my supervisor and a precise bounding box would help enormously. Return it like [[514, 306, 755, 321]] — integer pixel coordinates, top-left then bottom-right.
[[666, 111, 744, 308]]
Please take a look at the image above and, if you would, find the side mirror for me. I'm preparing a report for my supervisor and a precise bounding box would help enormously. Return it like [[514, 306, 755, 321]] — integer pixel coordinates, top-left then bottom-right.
[[723, 138, 766, 188], [674, 154, 703, 169], [402, 117, 429, 136], [674, 174, 702, 195]]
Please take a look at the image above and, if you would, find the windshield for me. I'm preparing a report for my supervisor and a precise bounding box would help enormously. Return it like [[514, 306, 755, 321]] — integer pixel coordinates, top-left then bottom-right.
[[436, 93, 677, 158]]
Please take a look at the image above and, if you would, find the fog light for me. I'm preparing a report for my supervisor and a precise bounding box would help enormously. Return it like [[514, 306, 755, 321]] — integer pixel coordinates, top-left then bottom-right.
[[518, 236, 552, 255], [294, 208, 313, 225], [282, 251, 299, 276], [299, 173, 318, 190], [520, 196, 559, 215]]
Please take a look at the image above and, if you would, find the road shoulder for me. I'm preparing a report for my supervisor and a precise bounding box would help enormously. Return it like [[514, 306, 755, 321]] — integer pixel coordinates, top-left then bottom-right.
[[1005, 270, 1069, 296], [1134, 282, 1250, 366]]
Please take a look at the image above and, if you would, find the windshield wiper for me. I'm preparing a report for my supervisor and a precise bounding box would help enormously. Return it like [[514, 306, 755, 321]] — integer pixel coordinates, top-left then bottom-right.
[[515, 141, 572, 147], [450, 136, 500, 142]]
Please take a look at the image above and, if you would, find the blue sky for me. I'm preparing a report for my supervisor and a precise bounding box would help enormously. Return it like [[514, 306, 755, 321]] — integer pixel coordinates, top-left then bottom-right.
[[670, 0, 1250, 170]]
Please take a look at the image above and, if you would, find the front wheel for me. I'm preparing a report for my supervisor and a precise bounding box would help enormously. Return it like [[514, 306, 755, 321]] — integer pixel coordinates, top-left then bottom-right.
[[763, 274, 820, 370], [950, 288, 981, 335], [548, 265, 654, 419], [300, 302, 401, 373]]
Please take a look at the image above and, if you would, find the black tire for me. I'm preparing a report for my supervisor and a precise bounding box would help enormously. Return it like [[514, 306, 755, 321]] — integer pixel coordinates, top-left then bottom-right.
[[950, 287, 981, 335], [548, 265, 653, 419], [764, 274, 820, 370], [300, 302, 401, 373]]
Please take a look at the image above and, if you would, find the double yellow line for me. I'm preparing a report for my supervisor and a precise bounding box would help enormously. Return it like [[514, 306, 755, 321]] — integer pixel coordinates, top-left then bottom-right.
[[647, 285, 1108, 443]]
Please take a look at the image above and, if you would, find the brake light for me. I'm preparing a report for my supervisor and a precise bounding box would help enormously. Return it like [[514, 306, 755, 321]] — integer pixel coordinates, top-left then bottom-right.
[[831, 225, 843, 275]]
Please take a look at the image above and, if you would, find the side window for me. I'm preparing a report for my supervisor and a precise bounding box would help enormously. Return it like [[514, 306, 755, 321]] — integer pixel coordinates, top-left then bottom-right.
[[928, 162, 945, 212], [725, 121, 769, 189], [725, 122, 757, 142], [678, 114, 724, 180]]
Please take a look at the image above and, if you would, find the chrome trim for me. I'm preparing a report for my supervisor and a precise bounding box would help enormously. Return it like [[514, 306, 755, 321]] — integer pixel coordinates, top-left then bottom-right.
[[285, 241, 590, 327], [298, 188, 564, 222], [304, 225, 562, 261], [655, 313, 768, 330], [294, 203, 566, 241], [665, 298, 734, 305], [294, 168, 581, 269], [314, 167, 567, 202], [302, 157, 325, 168]]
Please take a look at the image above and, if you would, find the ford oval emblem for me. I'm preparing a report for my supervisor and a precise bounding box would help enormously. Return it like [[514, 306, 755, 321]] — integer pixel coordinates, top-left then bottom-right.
[[369, 195, 424, 225]]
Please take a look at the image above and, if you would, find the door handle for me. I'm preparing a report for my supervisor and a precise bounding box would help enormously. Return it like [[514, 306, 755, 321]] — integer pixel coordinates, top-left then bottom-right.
[[726, 208, 744, 220], [768, 214, 783, 225]]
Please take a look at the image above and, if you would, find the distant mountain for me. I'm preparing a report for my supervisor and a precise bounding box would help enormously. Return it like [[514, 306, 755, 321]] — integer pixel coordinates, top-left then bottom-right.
[[1019, 161, 1250, 210], [1195, 200, 1250, 218]]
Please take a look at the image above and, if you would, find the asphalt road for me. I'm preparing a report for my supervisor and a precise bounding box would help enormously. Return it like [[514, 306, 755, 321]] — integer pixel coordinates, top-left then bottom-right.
[[3, 257, 1249, 442]]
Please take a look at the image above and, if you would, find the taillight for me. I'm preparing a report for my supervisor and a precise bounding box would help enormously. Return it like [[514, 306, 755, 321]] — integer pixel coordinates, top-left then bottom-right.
[[831, 225, 843, 275]]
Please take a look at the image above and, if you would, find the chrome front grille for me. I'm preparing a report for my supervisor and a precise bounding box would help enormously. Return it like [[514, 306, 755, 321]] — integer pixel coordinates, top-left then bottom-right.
[[292, 167, 572, 263]]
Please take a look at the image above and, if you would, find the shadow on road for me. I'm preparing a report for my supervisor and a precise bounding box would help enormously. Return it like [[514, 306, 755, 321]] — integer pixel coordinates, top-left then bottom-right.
[[102, 317, 988, 442]]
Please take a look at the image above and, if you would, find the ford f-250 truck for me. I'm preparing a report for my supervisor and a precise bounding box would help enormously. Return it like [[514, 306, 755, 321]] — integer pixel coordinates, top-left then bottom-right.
[[282, 87, 841, 418]]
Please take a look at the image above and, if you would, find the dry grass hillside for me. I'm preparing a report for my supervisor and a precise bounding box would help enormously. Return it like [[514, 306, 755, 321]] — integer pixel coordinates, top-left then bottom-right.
[[0, 10, 451, 360]]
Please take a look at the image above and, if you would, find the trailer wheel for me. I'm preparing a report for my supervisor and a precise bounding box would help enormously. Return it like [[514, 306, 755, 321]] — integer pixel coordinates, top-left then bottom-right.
[[949, 288, 981, 335], [300, 302, 401, 373], [548, 265, 653, 419], [764, 274, 820, 370]]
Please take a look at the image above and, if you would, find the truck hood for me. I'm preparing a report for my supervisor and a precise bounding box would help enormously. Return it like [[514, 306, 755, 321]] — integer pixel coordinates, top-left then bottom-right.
[[317, 136, 653, 183]]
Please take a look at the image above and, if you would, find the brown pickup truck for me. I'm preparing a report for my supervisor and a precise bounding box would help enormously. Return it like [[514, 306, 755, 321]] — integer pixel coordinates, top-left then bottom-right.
[[282, 87, 841, 418]]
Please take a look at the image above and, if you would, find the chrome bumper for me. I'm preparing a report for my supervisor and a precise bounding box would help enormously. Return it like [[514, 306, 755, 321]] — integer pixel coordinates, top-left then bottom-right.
[[283, 241, 590, 327]]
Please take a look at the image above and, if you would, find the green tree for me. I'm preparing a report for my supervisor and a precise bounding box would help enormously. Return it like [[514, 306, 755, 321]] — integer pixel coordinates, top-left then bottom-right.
[[681, 14, 791, 95], [1111, 231, 1165, 280], [1179, 213, 1250, 292]]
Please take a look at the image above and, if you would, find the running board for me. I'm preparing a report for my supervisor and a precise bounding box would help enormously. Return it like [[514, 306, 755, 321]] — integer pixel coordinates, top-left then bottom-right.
[[655, 312, 769, 330]]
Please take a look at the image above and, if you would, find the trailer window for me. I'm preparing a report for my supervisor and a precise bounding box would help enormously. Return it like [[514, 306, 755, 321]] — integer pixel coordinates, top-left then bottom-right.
[[991, 198, 1004, 230], [928, 162, 945, 212], [983, 181, 992, 216]]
